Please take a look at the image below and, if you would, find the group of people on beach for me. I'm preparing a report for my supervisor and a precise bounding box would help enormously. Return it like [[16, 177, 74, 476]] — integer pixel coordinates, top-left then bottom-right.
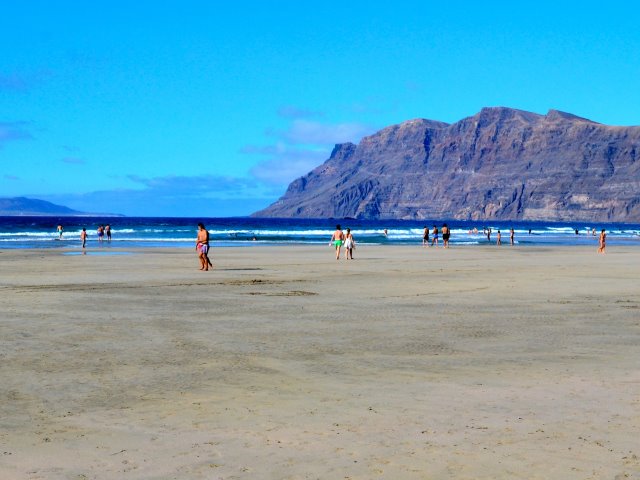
[[71, 220, 609, 267], [330, 224, 356, 260], [422, 224, 451, 248], [69, 224, 112, 252]]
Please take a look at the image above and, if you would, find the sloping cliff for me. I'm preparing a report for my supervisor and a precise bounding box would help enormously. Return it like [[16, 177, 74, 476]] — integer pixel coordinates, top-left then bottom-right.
[[253, 107, 640, 221]]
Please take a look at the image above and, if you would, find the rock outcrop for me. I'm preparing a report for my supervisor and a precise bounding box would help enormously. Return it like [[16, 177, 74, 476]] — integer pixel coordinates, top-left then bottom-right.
[[253, 107, 640, 221]]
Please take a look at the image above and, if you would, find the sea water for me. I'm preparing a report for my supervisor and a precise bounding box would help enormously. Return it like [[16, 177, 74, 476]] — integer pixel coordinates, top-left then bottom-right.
[[0, 216, 639, 249]]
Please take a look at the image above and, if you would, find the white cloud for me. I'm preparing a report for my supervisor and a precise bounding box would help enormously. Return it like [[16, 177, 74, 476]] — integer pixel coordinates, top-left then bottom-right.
[[250, 148, 328, 185], [275, 119, 374, 145]]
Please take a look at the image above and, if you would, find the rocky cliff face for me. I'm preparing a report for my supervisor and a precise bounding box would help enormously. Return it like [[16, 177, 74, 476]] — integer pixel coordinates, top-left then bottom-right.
[[253, 107, 640, 221]]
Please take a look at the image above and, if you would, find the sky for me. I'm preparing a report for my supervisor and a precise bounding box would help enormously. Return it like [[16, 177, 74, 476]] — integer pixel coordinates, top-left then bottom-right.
[[1, 1, 640, 216]]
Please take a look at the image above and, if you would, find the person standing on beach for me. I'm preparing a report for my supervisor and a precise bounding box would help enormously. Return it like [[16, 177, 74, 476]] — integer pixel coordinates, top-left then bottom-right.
[[196, 222, 212, 270], [330, 225, 345, 260], [598, 229, 606, 254], [344, 228, 355, 260], [97, 225, 104, 244], [80, 228, 87, 251], [496, 230, 502, 246], [105, 224, 111, 242], [442, 223, 450, 248], [423, 226, 430, 247], [431, 225, 439, 247], [57, 224, 64, 239], [510, 228, 515, 245]]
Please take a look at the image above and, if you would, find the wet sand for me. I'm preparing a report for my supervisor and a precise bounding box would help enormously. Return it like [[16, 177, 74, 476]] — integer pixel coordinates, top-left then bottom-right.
[[1, 245, 639, 479]]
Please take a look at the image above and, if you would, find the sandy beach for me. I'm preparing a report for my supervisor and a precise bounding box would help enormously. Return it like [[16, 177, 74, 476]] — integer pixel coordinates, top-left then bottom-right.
[[1, 244, 639, 479]]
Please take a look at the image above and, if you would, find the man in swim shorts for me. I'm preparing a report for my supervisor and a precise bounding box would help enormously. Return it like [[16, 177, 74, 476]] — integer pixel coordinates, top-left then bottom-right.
[[330, 224, 345, 260], [442, 223, 450, 248], [431, 225, 439, 247], [196, 222, 212, 270], [80, 228, 87, 251]]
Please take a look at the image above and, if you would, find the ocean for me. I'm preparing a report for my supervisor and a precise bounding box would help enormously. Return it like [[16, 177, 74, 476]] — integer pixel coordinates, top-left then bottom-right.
[[1, 216, 639, 250]]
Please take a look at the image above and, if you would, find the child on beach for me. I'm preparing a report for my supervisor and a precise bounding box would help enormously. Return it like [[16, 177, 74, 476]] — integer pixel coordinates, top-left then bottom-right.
[[344, 228, 355, 260]]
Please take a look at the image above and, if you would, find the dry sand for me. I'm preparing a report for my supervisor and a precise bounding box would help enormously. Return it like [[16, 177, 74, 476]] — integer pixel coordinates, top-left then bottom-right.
[[1, 244, 639, 479]]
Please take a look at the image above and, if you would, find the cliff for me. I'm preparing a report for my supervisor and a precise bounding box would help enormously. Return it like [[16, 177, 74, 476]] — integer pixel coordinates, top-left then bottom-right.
[[253, 107, 640, 221]]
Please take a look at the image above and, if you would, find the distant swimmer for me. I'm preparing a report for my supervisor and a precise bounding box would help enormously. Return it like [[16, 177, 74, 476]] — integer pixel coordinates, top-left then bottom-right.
[[496, 229, 502, 246], [105, 224, 111, 242], [510, 228, 515, 245], [97, 225, 104, 243], [57, 225, 64, 239]]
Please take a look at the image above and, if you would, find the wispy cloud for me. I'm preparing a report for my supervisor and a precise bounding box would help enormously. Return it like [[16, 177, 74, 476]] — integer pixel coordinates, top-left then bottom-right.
[[0, 70, 52, 92], [61, 157, 85, 165], [241, 112, 376, 187], [250, 148, 328, 185], [0, 121, 33, 147], [126, 173, 259, 197], [277, 105, 324, 119], [270, 119, 374, 145], [4, 174, 19, 180]]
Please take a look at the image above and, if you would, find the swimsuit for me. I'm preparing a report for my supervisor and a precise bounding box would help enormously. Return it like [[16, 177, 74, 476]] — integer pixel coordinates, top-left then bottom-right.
[[198, 243, 209, 254], [333, 240, 343, 248]]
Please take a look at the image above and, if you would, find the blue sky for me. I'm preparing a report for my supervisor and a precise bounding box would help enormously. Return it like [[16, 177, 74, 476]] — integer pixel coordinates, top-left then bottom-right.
[[1, 1, 639, 216]]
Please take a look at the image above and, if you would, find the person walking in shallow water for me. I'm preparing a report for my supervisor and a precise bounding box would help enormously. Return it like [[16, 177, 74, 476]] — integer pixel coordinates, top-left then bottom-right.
[[510, 228, 515, 245], [598, 229, 606, 254], [80, 228, 87, 253], [330, 225, 345, 260]]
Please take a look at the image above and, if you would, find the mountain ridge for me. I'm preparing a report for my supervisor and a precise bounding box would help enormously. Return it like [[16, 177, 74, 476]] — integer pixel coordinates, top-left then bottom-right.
[[253, 107, 640, 222], [0, 197, 123, 216]]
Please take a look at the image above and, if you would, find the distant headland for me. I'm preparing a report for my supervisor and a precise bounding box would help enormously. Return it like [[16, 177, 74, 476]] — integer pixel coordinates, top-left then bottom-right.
[[0, 197, 123, 217], [254, 107, 640, 222]]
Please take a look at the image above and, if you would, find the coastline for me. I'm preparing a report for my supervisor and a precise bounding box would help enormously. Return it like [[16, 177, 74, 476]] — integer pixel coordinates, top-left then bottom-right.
[[1, 245, 639, 479]]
